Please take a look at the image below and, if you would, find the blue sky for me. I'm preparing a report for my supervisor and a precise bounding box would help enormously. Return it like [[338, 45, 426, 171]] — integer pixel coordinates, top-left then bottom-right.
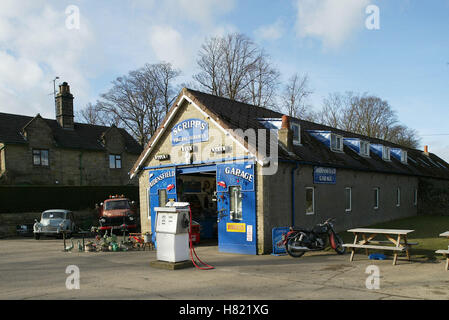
[[0, 0, 448, 160]]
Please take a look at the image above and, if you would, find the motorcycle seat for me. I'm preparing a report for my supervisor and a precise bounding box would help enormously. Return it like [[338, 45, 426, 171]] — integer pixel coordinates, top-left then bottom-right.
[[291, 226, 311, 232]]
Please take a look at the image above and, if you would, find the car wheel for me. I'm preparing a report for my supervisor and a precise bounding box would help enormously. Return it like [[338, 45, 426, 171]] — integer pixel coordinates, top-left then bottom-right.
[[34, 233, 40, 240]]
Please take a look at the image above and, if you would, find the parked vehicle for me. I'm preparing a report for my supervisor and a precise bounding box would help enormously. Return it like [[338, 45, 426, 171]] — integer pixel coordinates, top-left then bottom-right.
[[33, 210, 77, 240], [96, 195, 138, 235], [16, 224, 34, 237], [282, 218, 346, 258]]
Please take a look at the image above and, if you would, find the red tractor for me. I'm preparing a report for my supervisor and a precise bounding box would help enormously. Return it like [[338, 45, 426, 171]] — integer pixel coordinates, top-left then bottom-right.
[[96, 195, 138, 235]]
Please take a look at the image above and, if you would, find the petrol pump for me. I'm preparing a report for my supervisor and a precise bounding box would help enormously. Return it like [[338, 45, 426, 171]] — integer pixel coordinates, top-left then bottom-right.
[[154, 202, 190, 263]]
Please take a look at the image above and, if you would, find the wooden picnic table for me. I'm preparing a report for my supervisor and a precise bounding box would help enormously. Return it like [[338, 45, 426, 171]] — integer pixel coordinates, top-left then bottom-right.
[[343, 228, 416, 265], [439, 231, 449, 238], [436, 232, 449, 271]]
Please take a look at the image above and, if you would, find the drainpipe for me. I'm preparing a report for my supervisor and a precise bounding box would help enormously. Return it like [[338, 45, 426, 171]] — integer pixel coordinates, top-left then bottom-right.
[[0, 145, 5, 172], [79, 152, 83, 186], [291, 162, 299, 226]]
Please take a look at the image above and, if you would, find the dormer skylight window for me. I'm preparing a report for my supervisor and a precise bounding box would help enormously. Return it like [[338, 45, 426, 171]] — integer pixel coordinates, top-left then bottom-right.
[[330, 134, 343, 152], [291, 122, 301, 145], [360, 140, 370, 157], [391, 148, 407, 164], [382, 146, 391, 161], [401, 151, 408, 164]]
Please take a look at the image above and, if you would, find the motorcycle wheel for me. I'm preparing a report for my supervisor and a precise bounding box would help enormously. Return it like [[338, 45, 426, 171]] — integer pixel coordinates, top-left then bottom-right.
[[331, 233, 346, 255], [286, 238, 306, 258]]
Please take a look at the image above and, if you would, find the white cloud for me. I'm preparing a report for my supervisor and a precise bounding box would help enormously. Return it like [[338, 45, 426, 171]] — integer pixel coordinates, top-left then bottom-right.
[[295, 0, 370, 48], [175, 0, 235, 26], [0, 0, 237, 119], [0, 2, 94, 118], [148, 26, 192, 70], [254, 19, 284, 41]]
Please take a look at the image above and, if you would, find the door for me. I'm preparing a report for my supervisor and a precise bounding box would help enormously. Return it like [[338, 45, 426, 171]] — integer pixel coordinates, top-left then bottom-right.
[[149, 168, 177, 243], [216, 161, 257, 254]]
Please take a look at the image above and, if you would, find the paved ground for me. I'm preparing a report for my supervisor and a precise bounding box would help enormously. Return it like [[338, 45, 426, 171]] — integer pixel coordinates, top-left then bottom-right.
[[0, 237, 448, 300]]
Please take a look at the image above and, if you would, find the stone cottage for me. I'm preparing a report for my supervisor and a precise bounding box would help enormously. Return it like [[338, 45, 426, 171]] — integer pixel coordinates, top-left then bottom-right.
[[0, 82, 142, 186]]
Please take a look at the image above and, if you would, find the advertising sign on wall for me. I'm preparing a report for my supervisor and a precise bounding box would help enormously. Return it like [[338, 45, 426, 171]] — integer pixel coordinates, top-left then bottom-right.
[[272, 227, 290, 255], [171, 118, 209, 146], [313, 166, 337, 184]]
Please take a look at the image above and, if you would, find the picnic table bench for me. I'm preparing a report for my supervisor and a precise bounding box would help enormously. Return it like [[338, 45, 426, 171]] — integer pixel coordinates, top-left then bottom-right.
[[436, 232, 449, 271], [343, 228, 416, 265]]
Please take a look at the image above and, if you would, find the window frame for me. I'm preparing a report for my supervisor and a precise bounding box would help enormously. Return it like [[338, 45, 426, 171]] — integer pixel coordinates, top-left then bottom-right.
[[373, 187, 379, 210], [345, 187, 352, 213], [396, 187, 401, 207], [382, 146, 391, 161], [32, 149, 49, 167], [291, 122, 301, 145], [401, 151, 408, 164], [109, 154, 122, 169], [360, 141, 370, 157], [229, 185, 243, 221], [305, 187, 315, 215], [330, 134, 344, 152], [158, 189, 167, 207]]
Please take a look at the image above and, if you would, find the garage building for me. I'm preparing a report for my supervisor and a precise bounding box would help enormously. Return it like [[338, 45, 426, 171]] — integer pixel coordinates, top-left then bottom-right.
[[130, 88, 449, 255]]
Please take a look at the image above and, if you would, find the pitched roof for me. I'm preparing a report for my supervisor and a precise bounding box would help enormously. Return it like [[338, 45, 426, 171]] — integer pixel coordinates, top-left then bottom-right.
[[0, 112, 142, 154], [130, 88, 449, 180]]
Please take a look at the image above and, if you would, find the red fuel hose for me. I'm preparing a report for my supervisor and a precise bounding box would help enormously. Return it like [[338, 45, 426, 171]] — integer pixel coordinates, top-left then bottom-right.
[[188, 206, 214, 270]]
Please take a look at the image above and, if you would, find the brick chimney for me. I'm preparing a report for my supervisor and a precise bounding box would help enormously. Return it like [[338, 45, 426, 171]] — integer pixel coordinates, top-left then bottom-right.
[[278, 115, 293, 152], [55, 82, 74, 129], [424, 145, 429, 156]]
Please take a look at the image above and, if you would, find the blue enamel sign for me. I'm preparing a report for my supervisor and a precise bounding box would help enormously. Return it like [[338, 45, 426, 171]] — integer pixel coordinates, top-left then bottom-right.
[[149, 169, 177, 196], [171, 118, 208, 146], [216, 163, 255, 192], [149, 169, 178, 244], [313, 166, 336, 184]]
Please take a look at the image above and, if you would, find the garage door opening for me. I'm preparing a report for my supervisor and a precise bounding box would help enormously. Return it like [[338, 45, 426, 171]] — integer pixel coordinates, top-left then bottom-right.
[[176, 169, 218, 246]]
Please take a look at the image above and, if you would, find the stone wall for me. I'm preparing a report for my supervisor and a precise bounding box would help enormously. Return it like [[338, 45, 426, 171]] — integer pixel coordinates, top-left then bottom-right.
[[418, 178, 449, 216], [258, 163, 420, 254]]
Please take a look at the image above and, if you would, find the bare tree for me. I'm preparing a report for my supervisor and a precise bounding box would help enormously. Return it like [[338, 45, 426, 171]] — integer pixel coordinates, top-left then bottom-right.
[[94, 62, 180, 146], [193, 33, 280, 108], [280, 73, 313, 120], [244, 51, 280, 108], [76, 103, 104, 125], [316, 92, 421, 148]]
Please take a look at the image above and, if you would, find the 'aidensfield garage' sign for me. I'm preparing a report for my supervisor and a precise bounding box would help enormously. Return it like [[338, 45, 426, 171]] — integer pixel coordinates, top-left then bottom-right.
[[313, 166, 337, 184], [171, 118, 209, 146]]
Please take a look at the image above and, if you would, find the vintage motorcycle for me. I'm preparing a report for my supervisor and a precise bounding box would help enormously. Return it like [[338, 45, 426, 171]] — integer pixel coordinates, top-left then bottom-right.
[[282, 218, 346, 258]]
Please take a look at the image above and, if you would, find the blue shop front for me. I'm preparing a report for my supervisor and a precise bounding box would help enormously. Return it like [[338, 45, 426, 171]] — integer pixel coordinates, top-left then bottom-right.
[[146, 118, 258, 255]]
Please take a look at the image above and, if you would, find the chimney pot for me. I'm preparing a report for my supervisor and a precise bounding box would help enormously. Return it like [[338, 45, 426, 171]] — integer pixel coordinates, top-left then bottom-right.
[[279, 115, 293, 152], [55, 81, 74, 129], [281, 115, 290, 129]]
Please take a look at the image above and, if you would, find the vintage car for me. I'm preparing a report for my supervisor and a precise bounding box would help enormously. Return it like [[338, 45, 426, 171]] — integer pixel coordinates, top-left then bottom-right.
[[96, 195, 138, 234], [33, 209, 77, 239]]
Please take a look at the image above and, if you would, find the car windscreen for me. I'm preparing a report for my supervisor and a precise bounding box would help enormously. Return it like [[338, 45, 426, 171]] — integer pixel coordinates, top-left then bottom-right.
[[104, 200, 130, 210], [42, 211, 65, 219]]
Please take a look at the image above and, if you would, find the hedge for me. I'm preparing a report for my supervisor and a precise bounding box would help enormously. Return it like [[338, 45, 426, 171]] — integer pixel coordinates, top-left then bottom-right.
[[0, 185, 139, 213]]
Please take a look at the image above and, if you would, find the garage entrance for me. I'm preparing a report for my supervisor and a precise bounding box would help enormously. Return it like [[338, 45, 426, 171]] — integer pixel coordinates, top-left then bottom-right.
[[148, 160, 257, 255]]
